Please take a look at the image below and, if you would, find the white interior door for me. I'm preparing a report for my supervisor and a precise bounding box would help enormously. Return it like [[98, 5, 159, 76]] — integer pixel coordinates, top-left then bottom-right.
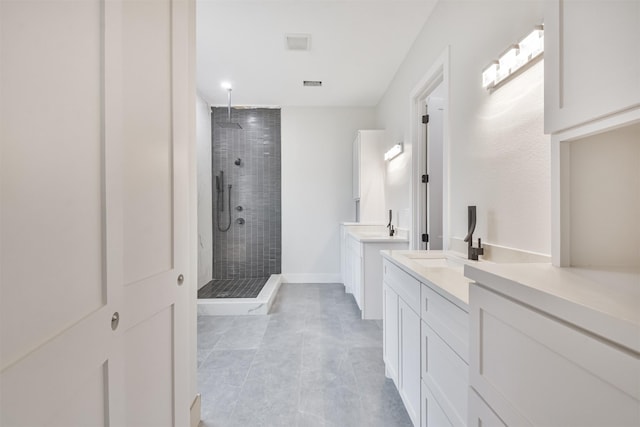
[[426, 96, 444, 250], [1, 0, 191, 425]]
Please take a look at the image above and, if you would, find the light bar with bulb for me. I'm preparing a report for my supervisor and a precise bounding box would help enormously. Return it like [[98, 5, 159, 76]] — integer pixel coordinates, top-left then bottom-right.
[[482, 25, 544, 90], [384, 143, 403, 161]]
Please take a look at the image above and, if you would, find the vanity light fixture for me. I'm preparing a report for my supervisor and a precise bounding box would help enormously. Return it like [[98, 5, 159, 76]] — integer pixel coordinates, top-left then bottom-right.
[[384, 143, 403, 161], [482, 25, 544, 90]]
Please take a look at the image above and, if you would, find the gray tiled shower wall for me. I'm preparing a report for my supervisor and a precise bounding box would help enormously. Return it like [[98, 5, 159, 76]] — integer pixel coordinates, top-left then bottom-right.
[[211, 107, 281, 279]]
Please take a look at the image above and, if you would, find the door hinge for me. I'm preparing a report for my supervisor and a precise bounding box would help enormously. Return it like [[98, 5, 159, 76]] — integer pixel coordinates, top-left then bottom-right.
[[421, 233, 429, 243], [421, 174, 429, 183], [422, 114, 429, 124]]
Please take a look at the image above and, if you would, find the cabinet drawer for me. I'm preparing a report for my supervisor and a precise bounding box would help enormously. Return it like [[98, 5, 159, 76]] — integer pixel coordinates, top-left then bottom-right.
[[421, 283, 469, 363], [383, 260, 420, 314], [422, 321, 468, 427], [468, 388, 506, 427], [422, 381, 453, 427]]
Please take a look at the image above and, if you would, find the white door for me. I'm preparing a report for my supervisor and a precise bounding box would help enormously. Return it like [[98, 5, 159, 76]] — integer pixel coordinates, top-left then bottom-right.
[[383, 283, 399, 386], [0, 0, 192, 425], [399, 299, 421, 427]]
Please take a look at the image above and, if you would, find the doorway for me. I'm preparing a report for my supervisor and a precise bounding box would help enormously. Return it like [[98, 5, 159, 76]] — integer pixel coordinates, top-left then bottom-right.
[[422, 84, 445, 250], [410, 47, 450, 250]]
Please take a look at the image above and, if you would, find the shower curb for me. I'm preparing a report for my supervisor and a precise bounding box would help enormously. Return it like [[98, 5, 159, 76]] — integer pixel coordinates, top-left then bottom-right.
[[197, 274, 282, 316]]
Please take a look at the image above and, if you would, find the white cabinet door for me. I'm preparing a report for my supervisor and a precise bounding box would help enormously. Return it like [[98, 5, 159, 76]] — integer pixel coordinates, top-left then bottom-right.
[[348, 238, 363, 310], [545, 0, 640, 133], [353, 135, 361, 199], [399, 299, 421, 427], [0, 0, 192, 425], [356, 130, 386, 223], [383, 283, 400, 386], [343, 228, 353, 295], [354, 253, 363, 310]]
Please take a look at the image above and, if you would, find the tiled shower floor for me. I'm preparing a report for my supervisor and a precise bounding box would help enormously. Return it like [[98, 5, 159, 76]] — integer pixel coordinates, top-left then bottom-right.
[[198, 277, 269, 299]]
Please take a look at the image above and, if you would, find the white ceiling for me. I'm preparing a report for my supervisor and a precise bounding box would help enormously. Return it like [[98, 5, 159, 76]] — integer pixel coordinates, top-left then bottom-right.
[[196, 0, 437, 107]]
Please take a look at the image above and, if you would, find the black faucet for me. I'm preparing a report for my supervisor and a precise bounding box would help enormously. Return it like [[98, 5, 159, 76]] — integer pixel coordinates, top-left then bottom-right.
[[463, 206, 484, 260], [387, 210, 395, 236]]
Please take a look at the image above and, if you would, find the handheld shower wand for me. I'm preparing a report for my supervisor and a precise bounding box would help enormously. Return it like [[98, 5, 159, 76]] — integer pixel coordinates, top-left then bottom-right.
[[216, 171, 232, 232]]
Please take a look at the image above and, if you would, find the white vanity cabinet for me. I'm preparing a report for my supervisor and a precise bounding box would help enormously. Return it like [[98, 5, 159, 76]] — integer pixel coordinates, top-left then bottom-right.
[[347, 232, 408, 320], [382, 257, 470, 427], [352, 130, 386, 223], [468, 283, 640, 427], [544, 0, 640, 133], [341, 223, 386, 295]]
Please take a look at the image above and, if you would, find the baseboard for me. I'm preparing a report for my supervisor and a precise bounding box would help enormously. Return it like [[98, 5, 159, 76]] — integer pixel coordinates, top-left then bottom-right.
[[282, 273, 342, 283], [190, 393, 201, 427], [449, 237, 551, 263]]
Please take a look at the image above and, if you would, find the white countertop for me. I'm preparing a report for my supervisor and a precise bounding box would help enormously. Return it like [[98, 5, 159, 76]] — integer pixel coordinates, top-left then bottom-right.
[[380, 250, 476, 310], [381, 250, 640, 353], [348, 229, 409, 243], [465, 263, 640, 353]]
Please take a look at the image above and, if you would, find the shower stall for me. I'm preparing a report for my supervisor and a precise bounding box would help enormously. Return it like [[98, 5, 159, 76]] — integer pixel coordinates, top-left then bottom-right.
[[198, 107, 282, 299]]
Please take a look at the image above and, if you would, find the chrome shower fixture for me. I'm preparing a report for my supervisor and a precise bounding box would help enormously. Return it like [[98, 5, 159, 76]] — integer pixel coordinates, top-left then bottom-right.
[[217, 87, 242, 129]]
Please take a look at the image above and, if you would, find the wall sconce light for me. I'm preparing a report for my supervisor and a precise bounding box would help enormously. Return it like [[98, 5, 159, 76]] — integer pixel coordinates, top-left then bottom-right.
[[384, 143, 403, 161], [482, 25, 544, 90]]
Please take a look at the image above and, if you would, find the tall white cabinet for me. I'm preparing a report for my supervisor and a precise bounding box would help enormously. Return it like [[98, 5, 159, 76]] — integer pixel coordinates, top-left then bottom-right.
[[353, 130, 386, 223], [544, 0, 640, 134]]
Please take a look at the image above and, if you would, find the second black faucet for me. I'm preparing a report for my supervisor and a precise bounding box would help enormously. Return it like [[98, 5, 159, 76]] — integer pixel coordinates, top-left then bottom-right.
[[387, 209, 395, 236], [463, 205, 484, 260]]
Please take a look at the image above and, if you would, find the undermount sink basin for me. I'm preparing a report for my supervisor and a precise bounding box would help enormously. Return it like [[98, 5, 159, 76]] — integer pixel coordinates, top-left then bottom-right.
[[353, 231, 398, 239], [408, 257, 464, 271]]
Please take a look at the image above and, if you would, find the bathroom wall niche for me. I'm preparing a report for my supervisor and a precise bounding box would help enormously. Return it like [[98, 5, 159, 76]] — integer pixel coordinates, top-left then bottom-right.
[[562, 121, 640, 269]]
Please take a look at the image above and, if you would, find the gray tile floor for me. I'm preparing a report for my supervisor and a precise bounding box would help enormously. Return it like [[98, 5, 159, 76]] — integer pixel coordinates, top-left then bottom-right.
[[197, 283, 412, 427]]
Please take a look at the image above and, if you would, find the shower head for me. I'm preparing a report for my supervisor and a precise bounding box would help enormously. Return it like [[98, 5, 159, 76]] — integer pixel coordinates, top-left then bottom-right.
[[217, 88, 243, 129]]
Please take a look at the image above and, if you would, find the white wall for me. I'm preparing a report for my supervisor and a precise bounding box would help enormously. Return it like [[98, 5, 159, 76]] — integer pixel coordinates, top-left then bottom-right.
[[282, 107, 377, 282], [196, 94, 213, 289], [376, 0, 551, 255]]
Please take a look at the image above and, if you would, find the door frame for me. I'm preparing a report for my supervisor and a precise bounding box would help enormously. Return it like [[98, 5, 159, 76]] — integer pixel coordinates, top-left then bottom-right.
[[409, 46, 450, 250]]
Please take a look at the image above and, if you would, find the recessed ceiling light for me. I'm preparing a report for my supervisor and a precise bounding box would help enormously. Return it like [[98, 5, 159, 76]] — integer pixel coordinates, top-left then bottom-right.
[[303, 80, 322, 87], [221, 81, 232, 90], [285, 34, 311, 51]]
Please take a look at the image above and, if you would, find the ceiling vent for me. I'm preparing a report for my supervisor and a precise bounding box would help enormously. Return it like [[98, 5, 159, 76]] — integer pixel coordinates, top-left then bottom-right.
[[303, 80, 322, 87], [285, 34, 311, 51]]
